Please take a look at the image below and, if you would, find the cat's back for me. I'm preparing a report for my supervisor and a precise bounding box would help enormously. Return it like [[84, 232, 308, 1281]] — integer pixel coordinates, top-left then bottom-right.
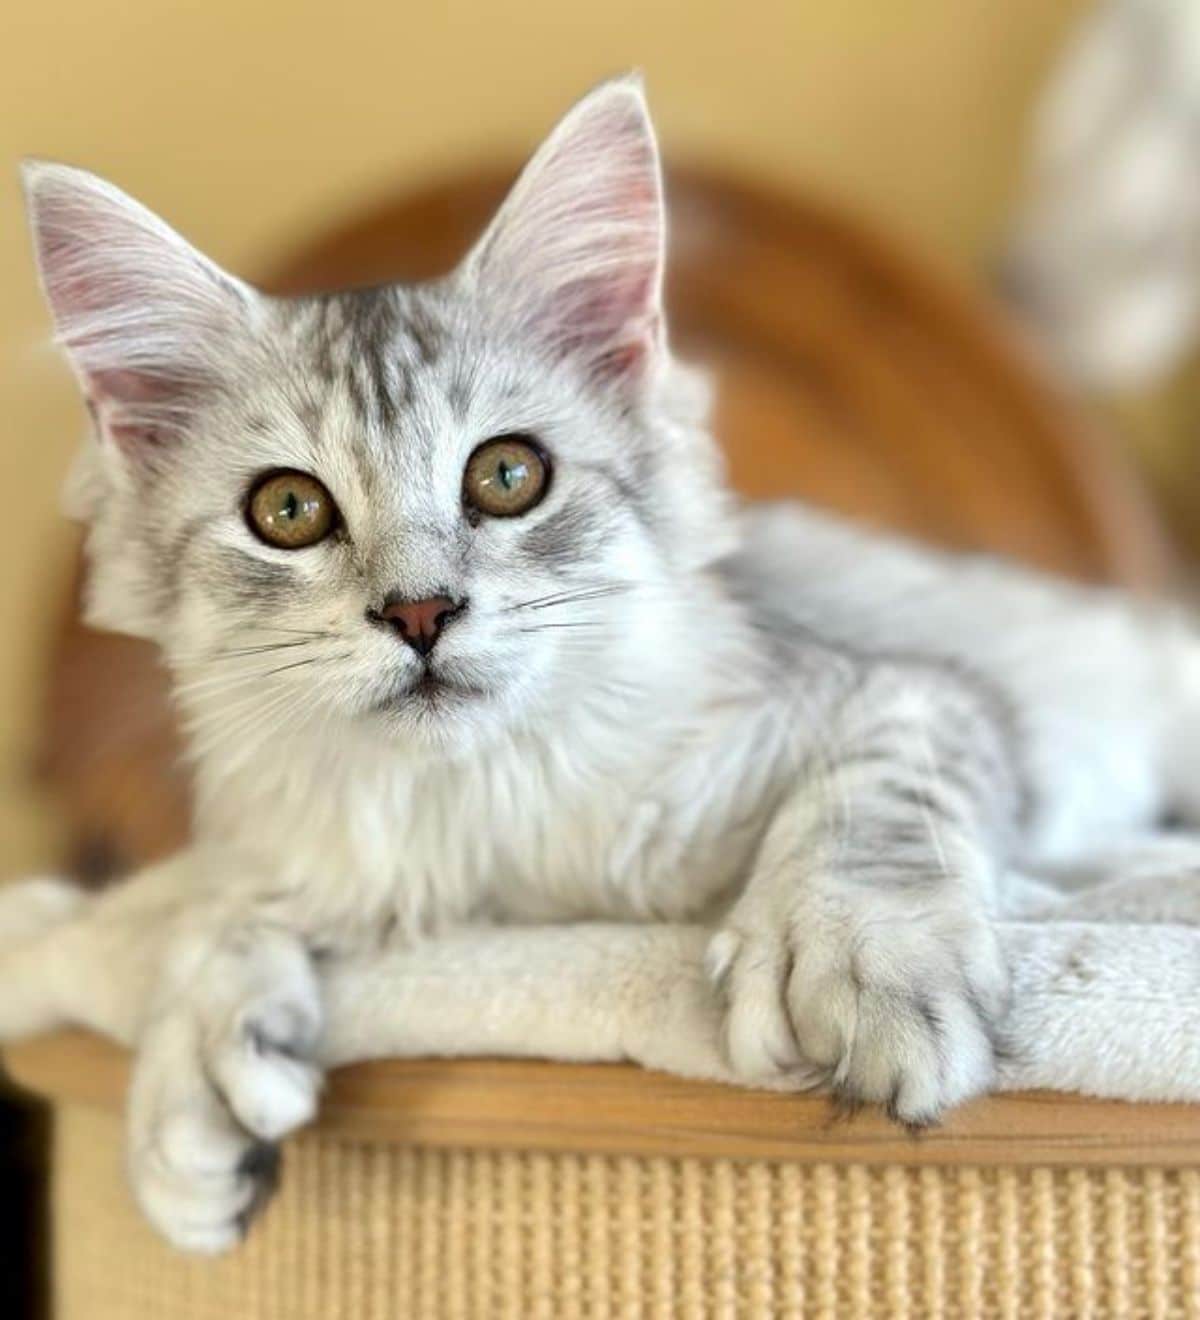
[[722, 500, 1138, 678]]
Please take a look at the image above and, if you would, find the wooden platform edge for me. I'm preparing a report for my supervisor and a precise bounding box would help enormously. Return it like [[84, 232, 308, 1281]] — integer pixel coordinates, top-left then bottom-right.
[[6, 1030, 1200, 1169]]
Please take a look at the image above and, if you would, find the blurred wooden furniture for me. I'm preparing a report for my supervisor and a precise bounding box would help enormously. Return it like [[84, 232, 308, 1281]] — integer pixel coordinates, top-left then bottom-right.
[[15, 167, 1191, 1317]]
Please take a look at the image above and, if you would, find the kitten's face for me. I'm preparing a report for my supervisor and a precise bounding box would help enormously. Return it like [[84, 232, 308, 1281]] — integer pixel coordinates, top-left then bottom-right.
[[26, 79, 734, 758], [123, 284, 723, 755]]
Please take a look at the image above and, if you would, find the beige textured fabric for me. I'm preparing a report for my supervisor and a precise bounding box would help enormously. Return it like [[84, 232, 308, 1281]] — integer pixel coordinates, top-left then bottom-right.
[[53, 1103, 1200, 1319]]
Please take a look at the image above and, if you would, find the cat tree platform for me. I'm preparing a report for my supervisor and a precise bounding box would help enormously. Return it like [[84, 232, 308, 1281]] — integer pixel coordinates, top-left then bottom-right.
[[11, 1031, 1200, 1317]]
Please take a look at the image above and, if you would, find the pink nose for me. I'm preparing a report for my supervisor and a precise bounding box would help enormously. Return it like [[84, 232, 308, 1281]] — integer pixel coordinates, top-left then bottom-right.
[[377, 595, 461, 657]]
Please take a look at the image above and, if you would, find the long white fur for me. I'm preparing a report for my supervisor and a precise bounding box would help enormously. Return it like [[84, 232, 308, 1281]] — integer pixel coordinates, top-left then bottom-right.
[[467, 71, 666, 373], [9, 77, 1200, 1253], [22, 161, 258, 433]]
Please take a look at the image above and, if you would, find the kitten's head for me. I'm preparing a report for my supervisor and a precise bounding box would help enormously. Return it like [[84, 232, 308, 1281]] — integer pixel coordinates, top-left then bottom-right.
[[24, 77, 735, 759]]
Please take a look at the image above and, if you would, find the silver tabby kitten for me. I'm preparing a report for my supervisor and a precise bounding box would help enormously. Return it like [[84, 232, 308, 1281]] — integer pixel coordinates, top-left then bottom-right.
[[4, 77, 1200, 1253]]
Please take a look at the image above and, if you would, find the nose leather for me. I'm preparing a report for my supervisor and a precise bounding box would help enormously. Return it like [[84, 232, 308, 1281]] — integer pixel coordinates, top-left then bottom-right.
[[377, 595, 461, 657]]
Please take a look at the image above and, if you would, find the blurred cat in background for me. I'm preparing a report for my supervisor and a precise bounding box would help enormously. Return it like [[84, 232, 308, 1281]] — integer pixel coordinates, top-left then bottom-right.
[[1002, 0, 1200, 388]]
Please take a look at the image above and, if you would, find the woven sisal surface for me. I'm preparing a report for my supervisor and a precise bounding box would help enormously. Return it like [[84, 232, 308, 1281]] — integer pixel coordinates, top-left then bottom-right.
[[53, 1103, 1200, 1319]]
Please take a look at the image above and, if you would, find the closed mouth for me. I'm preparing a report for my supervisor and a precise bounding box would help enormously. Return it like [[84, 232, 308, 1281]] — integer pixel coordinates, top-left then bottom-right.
[[373, 668, 491, 711]]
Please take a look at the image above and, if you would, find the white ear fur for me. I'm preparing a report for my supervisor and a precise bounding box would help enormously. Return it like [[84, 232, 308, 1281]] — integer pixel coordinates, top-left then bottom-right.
[[22, 161, 255, 454], [465, 76, 666, 387]]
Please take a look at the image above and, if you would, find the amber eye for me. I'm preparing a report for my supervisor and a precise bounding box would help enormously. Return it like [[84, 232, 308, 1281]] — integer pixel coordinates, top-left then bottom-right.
[[246, 471, 338, 549], [463, 436, 549, 519]]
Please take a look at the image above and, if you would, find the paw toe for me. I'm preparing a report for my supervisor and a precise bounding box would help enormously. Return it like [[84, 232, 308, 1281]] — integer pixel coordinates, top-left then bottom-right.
[[219, 1050, 321, 1141], [210, 1004, 323, 1141], [133, 1138, 275, 1255], [717, 934, 802, 1080]]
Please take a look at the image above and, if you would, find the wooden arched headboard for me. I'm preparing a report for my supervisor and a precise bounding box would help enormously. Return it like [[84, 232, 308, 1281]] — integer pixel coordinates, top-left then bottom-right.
[[39, 166, 1175, 879]]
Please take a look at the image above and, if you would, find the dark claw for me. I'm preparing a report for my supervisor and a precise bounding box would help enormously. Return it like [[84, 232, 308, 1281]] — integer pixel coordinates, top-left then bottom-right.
[[236, 1139, 280, 1184], [234, 1141, 281, 1238], [825, 1086, 865, 1126]]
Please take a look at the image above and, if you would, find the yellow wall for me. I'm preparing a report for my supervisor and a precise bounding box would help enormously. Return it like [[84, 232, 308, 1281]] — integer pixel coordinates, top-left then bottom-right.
[[0, 0, 1087, 872]]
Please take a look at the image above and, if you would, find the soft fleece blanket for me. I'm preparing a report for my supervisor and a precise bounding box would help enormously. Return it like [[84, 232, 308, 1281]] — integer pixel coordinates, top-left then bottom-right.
[[315, 835, 1200, 1105]]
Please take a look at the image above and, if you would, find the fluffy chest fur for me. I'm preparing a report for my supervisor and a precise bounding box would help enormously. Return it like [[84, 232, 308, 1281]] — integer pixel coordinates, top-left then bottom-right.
[[189, 666, 792, 947]]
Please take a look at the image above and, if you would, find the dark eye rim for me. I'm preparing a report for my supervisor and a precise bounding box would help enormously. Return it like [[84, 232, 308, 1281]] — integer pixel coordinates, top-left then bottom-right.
[[462, 433, 553, 522], [244, 467, 342, 548]]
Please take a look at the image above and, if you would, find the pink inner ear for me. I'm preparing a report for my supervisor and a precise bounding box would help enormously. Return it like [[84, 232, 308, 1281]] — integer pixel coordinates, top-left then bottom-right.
[[565, 274, 661, 383], [472, 83, 666, 388], [554, 136, 662, 382], [25, 163, 247, 460], [85, 368, 181, 453]]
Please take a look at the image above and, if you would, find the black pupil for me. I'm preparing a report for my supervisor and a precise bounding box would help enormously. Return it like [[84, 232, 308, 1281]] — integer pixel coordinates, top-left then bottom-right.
[[283, 490, 300, 520], [498, 459, 527, 491]]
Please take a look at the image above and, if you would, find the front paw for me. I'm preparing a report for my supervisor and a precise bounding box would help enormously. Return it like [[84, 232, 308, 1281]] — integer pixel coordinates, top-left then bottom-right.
[[128, 931, 323, 1252], [709, 890, 1009, 1126]]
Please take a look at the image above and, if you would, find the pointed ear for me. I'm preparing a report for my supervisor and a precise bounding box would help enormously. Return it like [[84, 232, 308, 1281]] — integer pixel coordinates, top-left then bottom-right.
[[465, 76, 666, 388], [21, 162, 255, 457]]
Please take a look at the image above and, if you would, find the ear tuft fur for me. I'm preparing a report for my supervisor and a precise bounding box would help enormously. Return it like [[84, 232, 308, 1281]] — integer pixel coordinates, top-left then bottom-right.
[[22, 161, 254, 454], [465, 77, 666, 389]]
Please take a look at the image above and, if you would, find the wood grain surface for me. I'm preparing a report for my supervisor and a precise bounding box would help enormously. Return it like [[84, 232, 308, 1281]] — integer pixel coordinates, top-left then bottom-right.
[[9, 1031, 1200, 1169]]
